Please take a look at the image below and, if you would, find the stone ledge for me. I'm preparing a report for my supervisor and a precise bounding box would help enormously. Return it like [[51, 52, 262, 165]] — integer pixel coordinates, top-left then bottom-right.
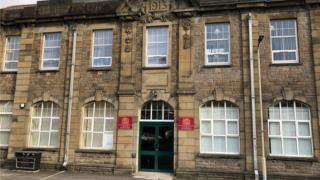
[[267, 155, 318, 162], [196, 153, 244, 159], [75, 149, 115, 154], [22, 147, 59, 152]]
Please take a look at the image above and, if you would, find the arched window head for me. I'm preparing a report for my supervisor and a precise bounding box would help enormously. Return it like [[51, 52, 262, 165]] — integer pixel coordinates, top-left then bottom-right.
[[200, 101, 240, 154], [268, 100, 313, 157], [141, 101, 174, 121], [29, 101, 59, 147], [82, 101, 116, 149]]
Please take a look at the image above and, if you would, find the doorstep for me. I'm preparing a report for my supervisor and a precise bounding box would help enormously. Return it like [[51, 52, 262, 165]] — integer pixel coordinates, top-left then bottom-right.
[[133, 172, 174, 180]]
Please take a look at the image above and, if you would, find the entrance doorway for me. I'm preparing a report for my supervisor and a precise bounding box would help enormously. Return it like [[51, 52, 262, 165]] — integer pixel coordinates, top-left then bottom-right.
[[139, 101, 174, 172]]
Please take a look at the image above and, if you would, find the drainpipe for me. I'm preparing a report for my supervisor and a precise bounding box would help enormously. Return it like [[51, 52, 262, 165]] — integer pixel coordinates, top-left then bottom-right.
[[63, 25, 77, 167], [258, 35, 267, 180], [248, 13, 259, 180]]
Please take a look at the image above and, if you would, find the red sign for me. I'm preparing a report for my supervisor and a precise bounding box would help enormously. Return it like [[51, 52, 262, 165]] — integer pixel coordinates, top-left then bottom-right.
[[117, 116, 133, 129], [178, 117, 195, 130]]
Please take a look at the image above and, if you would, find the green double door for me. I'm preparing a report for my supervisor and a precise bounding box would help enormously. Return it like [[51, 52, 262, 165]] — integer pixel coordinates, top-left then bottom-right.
[[139, 122, 174, 172]]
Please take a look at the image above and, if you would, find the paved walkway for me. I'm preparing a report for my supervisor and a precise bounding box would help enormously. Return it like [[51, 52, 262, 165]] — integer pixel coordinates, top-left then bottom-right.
[[0, 169, 144, 180]]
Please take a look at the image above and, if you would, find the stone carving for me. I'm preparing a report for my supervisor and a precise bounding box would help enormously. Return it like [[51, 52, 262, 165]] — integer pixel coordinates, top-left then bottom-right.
[[94, 89, 104, 102], [211, 88, 224, 101], [124, 23, 133, 52], [281, 87, 294, 101], [42, 91, 51, 102], [181, 18, 191, 49], [148, 0, 170, 12]]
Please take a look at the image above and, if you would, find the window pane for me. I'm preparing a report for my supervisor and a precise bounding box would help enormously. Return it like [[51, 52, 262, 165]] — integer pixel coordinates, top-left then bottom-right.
[[41, 118, 51, 131], [85, 103, 94, 117], [270, 138, 282, 155], [43, 33, 61, 68], [269, 105, 280, 120], [269, 122, 280, 135], [201, 121, 211, 134], [213, 120, 225, 135], [283, 138, 297, 155], [281, 105, 295, 120], [52, 119, 59, 130], [0, 115, 12, 129], [83, 119, 92, 131], [93, 58, 112, 67], [0, 132, 10, 145], [105, 119, 115, 131], [39, 132, 49, 146], [226, 106, 239, 119], [282, 122, 296, 136], [298, 139, 312, 156], [93, 118, 104, 132], [30, 132, 39, 146], [83, 132, 92, 147], [200, 106, 212, 119], [92, 133, 103, 148], [296, 106, 309, 120], [50, 132, 59, 147], [103, 133, 113, 149], [94, 102, 105, 117], [201, 136, 212, 152], [42, 102, 52, 117], [5, 36, 20, 71], [31, 119, 40, 130], [227, 121, 238, 135], [227, 137, 239, 153], [298, 122, 310, 136], [213, 136, 226, 152]]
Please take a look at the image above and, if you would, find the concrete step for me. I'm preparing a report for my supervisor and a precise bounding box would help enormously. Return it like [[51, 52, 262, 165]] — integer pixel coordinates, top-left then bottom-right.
[[133, 172, 174, 180]]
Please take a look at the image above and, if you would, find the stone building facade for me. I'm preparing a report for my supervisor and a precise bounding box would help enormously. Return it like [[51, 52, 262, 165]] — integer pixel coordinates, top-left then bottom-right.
[[1, 0, 320, 179]]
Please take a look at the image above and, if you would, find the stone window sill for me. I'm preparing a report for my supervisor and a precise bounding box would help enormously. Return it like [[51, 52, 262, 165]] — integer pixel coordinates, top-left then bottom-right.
[[0, 146, 8, 150], [0, 70, 17, 74], [202, 64, 232, 68], [269, 62, 303, 67], [88, 67, 112, 71], [38, 69, 60, 73], [267, 155, 317, 162], [23, 147, 59, 152], [142, 66, 170, 70], [75, 149, 115, 154], [197, 153, 244, 159]]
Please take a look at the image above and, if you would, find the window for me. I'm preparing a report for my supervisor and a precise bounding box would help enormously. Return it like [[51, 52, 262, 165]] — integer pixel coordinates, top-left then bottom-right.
[[205, 23, 230, 65], [270, 20, 298, 63], [29, 101, 59, 147], [146, 27, 169, 67], [268, 101, 313, 157], [141, 101, 174, 121], [200, 101, 240, 154], [82, 101, 116, 149], [92, 30, 113, 68], [0, 102, 13, 146], [3, 36, 20, 71], [42, 33, 61, 70]]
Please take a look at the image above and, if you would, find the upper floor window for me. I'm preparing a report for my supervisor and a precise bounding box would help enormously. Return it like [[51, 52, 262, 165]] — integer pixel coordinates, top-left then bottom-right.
[[0, 101, 13, 146], [29, 101, 59, 148], [205, 23, 230, 65], [42, 33, 61, 70], [82, 101, 116, 149], [3, 36, 20, 71], [268, 101, 313, 157], [270, 19, 298, 63], [146, 27, 169, 67], [92, 30, 113, 68], [200, 101, 240, 154]]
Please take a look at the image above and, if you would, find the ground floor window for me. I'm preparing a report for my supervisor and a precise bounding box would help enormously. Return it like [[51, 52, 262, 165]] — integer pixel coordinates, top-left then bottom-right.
[[200, 101, 240, 154], [268, 101, 313, 157], [82, 101, 116, 149], [0, 101, 13, 146], [29, 101, 59, 147]]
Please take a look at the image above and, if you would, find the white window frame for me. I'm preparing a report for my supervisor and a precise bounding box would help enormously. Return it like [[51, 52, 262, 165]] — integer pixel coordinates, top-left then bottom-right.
[[146, 26, 169, 67], [0, 101, 13, 146], [205, 23, 231, 66], [270, 19, 299, 64], [200, 101, 240, 154], [81, 101, 115, 150], [140, 101, 174, 122], [268, 101, 313, 157], [91, 30, 113, 68], [2, 36, 20, 72], [29, 102, 59, 148], [41, 32, 61, 70]]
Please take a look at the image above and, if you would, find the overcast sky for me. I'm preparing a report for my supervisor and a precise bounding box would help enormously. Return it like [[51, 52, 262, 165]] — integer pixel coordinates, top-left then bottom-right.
[[0, 0, 40, 9]]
